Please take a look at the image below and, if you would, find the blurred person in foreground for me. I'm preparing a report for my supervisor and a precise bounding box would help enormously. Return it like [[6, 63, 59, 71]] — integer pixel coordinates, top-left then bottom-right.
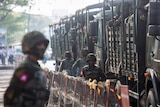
[[4, 31, 50, 107], [81, 53, 106, 82]]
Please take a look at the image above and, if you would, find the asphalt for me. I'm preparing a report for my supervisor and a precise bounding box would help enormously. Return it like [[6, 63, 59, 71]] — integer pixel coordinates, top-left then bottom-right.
[[0, 65, 14, 70], [0, 69, 14, 107]]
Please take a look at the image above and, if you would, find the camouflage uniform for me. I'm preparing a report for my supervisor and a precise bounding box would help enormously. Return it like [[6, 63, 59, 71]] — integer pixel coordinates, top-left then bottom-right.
[[72, 48, 88, 76], [58, 51, 74, 75], [4, 59, 49, 107], [72, 58, 88, 76], [81, 53, 106, 82], [59, 59, 74, 75], [4, 31, 49, 107], [82, 65, 106, 82]]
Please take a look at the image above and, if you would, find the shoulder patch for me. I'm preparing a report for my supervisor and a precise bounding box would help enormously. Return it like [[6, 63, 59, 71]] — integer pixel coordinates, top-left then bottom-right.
[[19, 73, 29, 83]]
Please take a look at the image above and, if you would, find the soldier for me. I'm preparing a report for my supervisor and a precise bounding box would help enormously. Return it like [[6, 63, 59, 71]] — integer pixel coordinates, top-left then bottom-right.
[[108, 2, 130, 27], [72, 48, 89, 76], [4, 31, 50, 107], [58, 51, 74, 75], [81, 53, 106, 82]]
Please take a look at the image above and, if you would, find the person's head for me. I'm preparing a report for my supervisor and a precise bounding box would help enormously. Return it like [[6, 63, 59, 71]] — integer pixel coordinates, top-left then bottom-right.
[[80, 48, 89, 57], [64, 51, 72, 59], [86, 53, 96, 66], [22, 31, 49, 59]]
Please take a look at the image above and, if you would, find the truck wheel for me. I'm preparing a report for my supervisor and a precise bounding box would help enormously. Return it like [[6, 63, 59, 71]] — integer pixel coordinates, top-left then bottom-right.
[[146, 88, 157, 107]]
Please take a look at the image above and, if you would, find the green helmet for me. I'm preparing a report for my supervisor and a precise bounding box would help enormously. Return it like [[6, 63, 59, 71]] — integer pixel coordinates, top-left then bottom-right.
[[22, 31, 49, 54], [86, 53, 96, 62], [81, 48, 89, 57], [65, 51, 72, 58]]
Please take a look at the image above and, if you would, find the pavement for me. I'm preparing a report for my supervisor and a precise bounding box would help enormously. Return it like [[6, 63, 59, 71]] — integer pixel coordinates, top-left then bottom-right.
[[0, 68, 14, 107], [0, 65, 14, 70], [0, 60, 15, 70]]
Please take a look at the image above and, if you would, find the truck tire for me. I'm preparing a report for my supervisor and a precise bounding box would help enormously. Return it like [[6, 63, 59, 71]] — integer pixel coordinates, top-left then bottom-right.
[[146, 88, 157, 107]]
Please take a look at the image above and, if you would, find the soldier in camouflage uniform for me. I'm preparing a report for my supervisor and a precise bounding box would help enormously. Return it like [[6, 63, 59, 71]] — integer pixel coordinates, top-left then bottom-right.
[[58, 51, 74, 75], [4, 31, 50, 107], [72, 48, 89, 76], [81, 53, 106, 82]]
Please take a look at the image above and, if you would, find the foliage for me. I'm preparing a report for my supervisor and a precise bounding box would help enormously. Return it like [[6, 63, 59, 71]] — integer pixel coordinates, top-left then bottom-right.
[[0, 0, 29, 21], [0, 0, 29, 45], [1, 12, 28, 45], [0, 0, 53, 46], [0, 12, 52, 45], [29, 14, 52, 31]]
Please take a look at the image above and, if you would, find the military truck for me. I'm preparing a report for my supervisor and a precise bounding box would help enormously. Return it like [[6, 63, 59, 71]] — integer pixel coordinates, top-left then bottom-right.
[[49, 0, 160, 106]]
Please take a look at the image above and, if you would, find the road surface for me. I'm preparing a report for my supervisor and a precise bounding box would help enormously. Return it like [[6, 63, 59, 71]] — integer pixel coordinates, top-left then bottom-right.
[[0, 68, 14, 107]]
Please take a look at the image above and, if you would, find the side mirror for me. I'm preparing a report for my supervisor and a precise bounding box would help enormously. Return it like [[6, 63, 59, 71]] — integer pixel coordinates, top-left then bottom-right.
[[148, 2, 160, 25], [89, 21, 98, 36]]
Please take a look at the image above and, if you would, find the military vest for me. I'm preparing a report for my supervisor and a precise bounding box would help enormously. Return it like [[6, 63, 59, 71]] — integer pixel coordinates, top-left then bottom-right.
[[82, 65, 105, 82], [61, 59, 74, 75], [10, 59, 49, 107]]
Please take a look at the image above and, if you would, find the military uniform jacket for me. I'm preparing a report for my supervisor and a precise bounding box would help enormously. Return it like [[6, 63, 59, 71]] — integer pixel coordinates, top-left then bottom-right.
[[4, 58, 49, 107], [82, 65, 106, 82], [72, 58, 88, 76], [59, 59, 74, 75]]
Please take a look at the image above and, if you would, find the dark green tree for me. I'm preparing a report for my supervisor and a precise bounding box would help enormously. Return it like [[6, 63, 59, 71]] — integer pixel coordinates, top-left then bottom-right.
[[3, 12, 28, 44], [0, 0, 29, 45], [0, 0, 53, 45], [0, 0, 28, 21]]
